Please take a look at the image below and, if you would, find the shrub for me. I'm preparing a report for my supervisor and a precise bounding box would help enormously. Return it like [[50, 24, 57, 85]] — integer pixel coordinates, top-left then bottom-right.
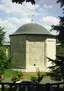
[[37, 70, 44, 83], [11, 71, 23, 82], [0, 74, 4, 82], [31, 76, 37, 83], [17, 71, 23, 80], [17, 71, 23, 77], [30, 70, 45, 83], [11, 76, 19, 83]]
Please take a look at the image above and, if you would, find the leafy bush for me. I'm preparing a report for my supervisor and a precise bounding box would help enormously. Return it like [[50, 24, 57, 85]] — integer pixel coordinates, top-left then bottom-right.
[[11, 76, 19, 83], [31, 76, 37, 83], [37, 70, 45, 83], [30, 70, 45, 83], [0, 74, 4, 82], [17, 71, 23, 77], [0, 47, 12, 75], [17, 71, 23, 80]]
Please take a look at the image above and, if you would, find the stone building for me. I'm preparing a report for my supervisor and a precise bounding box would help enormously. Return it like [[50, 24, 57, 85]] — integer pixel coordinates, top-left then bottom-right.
[[10, 23, 56, 72]]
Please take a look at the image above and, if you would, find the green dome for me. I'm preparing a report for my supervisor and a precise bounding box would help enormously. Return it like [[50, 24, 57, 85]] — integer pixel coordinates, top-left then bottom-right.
[[12, 23, 51, 35]]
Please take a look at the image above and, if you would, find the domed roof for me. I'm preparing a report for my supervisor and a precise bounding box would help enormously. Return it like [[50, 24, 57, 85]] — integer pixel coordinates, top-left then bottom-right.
[[12, 23, 51, 35]]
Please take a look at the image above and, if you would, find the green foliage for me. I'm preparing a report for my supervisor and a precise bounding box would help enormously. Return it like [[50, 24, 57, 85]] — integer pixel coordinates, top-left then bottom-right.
[[12, 0, 35, 4], [56, 44, 64, 56], [30, 70, 44, 83], [51, 0, 64, 44], [37, 70, 45, 83], [17, 71, 23, 77], [8, 70, 23, 82], [57, 0, 64, 7], [0, 54, 11, 71], [0, 46, 11, 70], [48, 0, 64, 81], [0, 27, 6, 74], [11, 76, 19, 83], [31, 76, 37, 83], [0, 27, 6, 69], [4, 69, 20, 78], [0, 74, 4, 82], [48, 56, 64, 81], [0, 26, 11, 74], [0, 27, 5, 46], [0, 47, 6, 59]]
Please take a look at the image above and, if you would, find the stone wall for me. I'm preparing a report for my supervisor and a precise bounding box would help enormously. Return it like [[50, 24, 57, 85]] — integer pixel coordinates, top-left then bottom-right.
[[10, 35, 26, 69], [10, 35, 56, 72], [26, 35, 46, 72], [45, 38, 56, 71]]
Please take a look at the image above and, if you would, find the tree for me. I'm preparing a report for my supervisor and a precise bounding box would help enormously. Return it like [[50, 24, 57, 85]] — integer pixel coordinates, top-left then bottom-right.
[[0, 27, 5, 46], [0, 27, 5, 65], [0, 27, 11, 74], [48, 0, 64, 81], [52, 0, 64, 44], [0, 27, 6, 74], [57, 0, 64, 7], [56, 44, 64, 56], [12, 0, 35, 4], [48, 56, 64, 81]]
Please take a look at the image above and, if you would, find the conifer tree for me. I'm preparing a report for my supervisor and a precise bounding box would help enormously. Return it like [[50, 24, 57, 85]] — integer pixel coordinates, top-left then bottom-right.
[[48, 0, 64, 81]]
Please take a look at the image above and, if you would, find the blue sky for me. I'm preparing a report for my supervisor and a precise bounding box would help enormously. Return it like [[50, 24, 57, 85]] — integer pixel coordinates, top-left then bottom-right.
[[0, 0, 63, 41]]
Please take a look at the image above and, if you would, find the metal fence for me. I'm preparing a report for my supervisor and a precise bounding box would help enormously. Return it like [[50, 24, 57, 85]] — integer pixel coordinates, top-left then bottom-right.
[[0, 81, 64, 91]]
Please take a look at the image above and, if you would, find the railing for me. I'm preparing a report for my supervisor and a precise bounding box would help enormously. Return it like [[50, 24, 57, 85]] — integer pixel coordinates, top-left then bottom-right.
[[0, 81, 64, 91]]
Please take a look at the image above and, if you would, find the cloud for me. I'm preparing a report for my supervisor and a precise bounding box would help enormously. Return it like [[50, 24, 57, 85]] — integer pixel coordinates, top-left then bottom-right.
[[39, 8, 44, 12], [44, 4, 52, 9], [0, 0, 60, 41], [0, 0, 39, 16], [43, 25, 51, 30], [41, 16, 59, 25], [8, 17, 31, 25], [43, 25, 58, 35], [40, 16, 60, 35], [0, 0, 40, 41], [0, 18, 16, 41], [0, 17, 31, 41]]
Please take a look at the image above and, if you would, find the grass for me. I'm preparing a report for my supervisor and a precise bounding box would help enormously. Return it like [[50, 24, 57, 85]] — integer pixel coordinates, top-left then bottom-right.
[[3, 69, 37, 80], [0, 69, 57, 85], [1, 69, 37, 80], [23, 72, 37, 79], [2, 69, 51, 83], [23, 72, 47, 79], [4, 69, 19, 78]]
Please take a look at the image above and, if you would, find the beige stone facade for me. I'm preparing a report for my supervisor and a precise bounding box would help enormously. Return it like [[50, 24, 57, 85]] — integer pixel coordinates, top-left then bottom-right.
[[26, 35, 56, 72], [45, 38, 56, 71], [26, 35, 45, 71]]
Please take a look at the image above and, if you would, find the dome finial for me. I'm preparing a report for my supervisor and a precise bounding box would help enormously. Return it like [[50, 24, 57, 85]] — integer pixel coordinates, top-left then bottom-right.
[[31, 14, 34, 23]]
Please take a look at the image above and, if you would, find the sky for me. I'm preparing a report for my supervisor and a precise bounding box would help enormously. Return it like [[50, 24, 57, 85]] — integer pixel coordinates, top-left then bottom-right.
[[0, 0, 63, 42]]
